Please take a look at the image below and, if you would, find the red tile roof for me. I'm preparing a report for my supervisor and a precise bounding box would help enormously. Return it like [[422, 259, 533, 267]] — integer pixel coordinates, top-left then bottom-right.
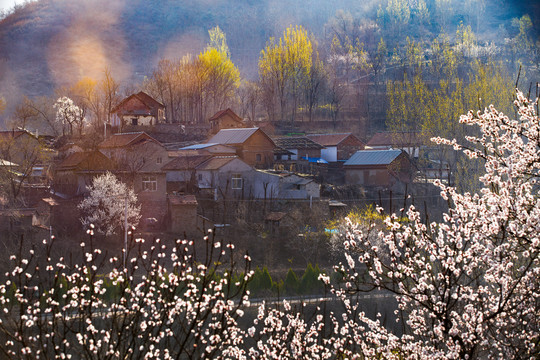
[[209, 108, 243, 123], [99, 132, 161, 149], [307, 133, 363, 147], [56, 151, 115, 171], [111, 91, 164, 113]]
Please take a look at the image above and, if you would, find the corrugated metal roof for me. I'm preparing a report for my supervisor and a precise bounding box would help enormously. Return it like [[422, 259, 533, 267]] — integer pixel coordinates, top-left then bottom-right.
[[344, 149, 403, 166], [207, 128, 259, 144], [180, 143, 219, 150]]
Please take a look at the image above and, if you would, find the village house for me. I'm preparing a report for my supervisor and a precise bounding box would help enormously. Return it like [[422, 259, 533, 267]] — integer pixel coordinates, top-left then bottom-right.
[[273, 136, 324, 161], [99, 132, 169, 174], [167, 194, 199, 236], [195, 156, 254, 198], [206, 128, 276, 168], [110, 91, 165, 130], [56, 143, 83, 160], [273, 136, 327, 174], [343, 149, 413, 187], [53, 151, 116, 197], [307, 133, 365, 163], [0, 129, 49, 182], [208, 108, 245, 134], [161, 154, 213, 193], [252, 170, 320, 200], [99, 132, 170, 227]]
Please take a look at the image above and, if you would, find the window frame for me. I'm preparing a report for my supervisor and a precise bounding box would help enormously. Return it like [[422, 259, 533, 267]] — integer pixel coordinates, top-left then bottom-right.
[[231, 173, 243, 190], [142, 176, 157, 192]]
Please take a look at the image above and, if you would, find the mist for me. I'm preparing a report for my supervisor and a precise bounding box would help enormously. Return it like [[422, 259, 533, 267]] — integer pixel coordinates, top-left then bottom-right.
[[0, 0, 537, 125]]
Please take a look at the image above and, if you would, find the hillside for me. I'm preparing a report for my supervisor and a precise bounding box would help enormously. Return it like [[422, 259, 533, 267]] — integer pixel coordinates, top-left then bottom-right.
[[0, 0, 537, 125]]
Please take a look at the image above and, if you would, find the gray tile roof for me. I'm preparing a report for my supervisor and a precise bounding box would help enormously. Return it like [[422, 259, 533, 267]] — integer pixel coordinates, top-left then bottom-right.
[[344, 149, 403, 166], [207, 128, 259, 144], [274, 136, 323, 149]]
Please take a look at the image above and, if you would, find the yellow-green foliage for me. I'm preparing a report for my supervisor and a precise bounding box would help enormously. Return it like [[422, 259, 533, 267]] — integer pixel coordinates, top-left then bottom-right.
[[198, 48, 240, 90], [327, 205, 408, 233]]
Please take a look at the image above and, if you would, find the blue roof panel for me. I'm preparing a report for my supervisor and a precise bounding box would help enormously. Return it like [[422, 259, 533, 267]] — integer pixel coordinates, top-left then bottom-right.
[[344, 149, 403, 166], [180, 143, 219, 150]]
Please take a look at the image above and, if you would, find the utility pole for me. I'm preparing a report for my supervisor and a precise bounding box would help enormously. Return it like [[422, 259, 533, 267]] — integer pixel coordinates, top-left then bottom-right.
[[124, 192, 128, 268]]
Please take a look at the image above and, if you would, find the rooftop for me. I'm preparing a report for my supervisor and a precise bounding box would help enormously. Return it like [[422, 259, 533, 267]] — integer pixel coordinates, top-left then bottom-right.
[[161, 155, 212, 171], [274, 136, 324, 149], [195, 156, 238, 170], [344, 149, 404, 166], [99, 132, 161, 149], [207, 128, 260, 144], [307, 133, 363, 147]]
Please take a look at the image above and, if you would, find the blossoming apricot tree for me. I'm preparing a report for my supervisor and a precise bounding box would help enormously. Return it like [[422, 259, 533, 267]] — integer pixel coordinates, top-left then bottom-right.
[[0, 90, 538, 359], [329, 89, 539, 359]]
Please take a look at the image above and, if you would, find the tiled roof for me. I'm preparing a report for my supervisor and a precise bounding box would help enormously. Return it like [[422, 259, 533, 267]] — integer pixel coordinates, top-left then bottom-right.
[[344, 149, 403, 166], [161, 155, 212, 171], [111, 91, 164, 113], [99, 132, 160, 149], [274, 136, 324, 149], [207, 128, 260, 145], [195, 156, 237, 170], [56, 151, 114, 171], [209, 108, 242, 122], [307, 133, 360, 146], [134, 91, 165, 109]]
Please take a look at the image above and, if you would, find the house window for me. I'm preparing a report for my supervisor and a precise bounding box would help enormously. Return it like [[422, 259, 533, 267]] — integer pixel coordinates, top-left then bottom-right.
[[231, 174, 243, 189], [256, 154, 262, 162], [142, 176, 157, 191], [198, 174, 203, 181], [131, 118, 138, 126], [156, 157, 162, 164]]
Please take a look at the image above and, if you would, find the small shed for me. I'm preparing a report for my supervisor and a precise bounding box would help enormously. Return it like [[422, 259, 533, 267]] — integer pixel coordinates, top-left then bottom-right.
[[209, 108, 244, 134], [343, 149, 412, 187], [307, 133, 365, 162], [168, 194, 198, 235]]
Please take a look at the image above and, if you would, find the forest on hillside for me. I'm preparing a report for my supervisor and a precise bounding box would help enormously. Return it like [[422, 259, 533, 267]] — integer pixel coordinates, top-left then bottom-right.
[[0, 0, 538, 145], [0, 0, 537, 191]]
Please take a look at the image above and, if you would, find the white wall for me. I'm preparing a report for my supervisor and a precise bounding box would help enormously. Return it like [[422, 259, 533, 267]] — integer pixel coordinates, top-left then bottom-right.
[[320, 147, 337, 162]]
